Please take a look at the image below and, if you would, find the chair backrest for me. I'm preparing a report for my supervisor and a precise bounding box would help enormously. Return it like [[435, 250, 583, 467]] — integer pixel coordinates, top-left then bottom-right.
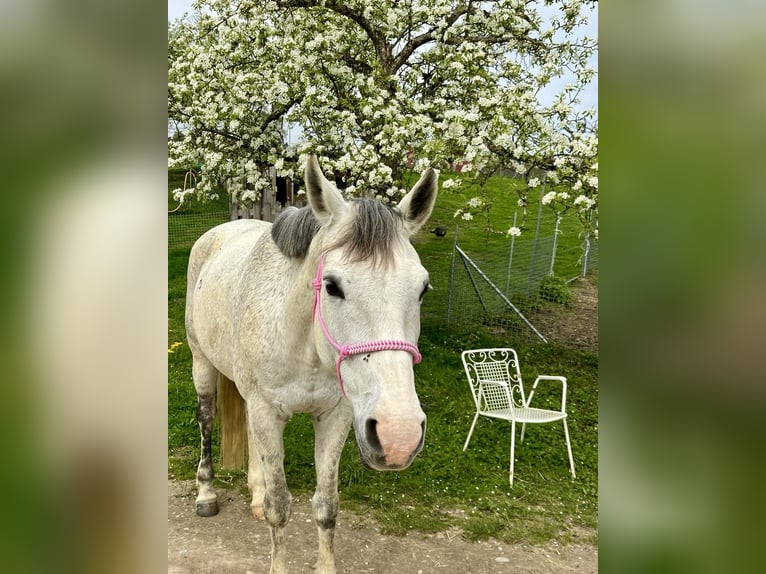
[[462, 348, 526, 412]]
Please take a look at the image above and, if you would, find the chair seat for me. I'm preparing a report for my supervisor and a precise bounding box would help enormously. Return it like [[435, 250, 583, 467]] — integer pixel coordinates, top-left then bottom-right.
[[480, 406, 567, 424]]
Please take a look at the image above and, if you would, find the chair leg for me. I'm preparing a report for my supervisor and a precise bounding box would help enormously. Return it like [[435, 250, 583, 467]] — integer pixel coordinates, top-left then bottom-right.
[[520, 422, 526, 443], [509, 420, 516, 486], [563, 418, 576, 479], [463, 411, 480, 451]]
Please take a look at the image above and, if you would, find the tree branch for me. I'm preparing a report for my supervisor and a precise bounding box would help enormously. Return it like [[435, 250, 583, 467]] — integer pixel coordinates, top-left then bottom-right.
[[392, 2, 476, 73], [277, 0, 390, 70]]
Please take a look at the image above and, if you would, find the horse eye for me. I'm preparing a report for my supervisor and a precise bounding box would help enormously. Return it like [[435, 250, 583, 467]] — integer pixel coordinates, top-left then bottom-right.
[[325, 280, 345, 299]]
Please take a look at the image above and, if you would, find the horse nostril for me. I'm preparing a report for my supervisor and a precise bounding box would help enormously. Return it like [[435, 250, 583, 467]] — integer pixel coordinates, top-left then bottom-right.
[[365, 418, 382, 453]]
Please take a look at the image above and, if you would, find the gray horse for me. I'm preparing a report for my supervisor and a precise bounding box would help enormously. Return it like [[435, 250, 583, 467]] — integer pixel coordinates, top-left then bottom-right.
[[185, 155, 437, 573]]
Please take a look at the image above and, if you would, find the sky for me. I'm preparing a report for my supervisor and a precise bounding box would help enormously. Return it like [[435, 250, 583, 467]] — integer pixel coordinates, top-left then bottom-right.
[[168, 0, 194, 22], [168, 0, 597, 111]]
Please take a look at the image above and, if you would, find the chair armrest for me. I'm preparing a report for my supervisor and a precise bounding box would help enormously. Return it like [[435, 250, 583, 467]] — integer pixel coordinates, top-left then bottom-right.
[[527, 375, 568, 412]]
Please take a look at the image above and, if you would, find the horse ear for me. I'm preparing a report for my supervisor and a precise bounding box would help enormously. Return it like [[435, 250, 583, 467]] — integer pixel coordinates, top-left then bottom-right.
[[397, 167, 438, 236], [304, 154, 347, 226]]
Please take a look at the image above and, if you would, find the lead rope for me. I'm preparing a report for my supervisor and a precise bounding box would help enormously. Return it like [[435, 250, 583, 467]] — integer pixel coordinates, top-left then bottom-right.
[[311, 254, 422, 397]]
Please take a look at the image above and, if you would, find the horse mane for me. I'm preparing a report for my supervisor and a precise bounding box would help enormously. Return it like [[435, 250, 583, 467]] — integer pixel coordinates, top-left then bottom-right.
[[271, 206, 320, 259], [271, 199, 404, 265]]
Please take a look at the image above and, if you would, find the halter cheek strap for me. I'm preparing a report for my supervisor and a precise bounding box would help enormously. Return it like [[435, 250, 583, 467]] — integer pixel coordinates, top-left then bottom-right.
[[311, 255, 422, 397]]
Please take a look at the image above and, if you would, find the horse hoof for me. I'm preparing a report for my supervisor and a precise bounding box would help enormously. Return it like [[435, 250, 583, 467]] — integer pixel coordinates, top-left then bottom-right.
[[196, 500, 219, 517], [251, 504, 265, 520]]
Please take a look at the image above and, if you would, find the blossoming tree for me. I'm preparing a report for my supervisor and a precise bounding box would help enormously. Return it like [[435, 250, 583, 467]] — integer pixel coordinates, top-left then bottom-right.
[[168, 0, 597, 234]]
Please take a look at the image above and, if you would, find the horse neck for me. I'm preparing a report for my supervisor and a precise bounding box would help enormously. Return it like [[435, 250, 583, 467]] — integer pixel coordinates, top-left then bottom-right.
[[279, 240, 326, 341]]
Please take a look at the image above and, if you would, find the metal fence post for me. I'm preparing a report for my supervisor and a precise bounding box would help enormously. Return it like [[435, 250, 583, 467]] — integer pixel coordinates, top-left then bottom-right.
[[505, 211, 517, 295], [582, 232, 591, 277], [526, 185, 544, 296], [549, 213, 561, 276], [446, 224, 459, 327]]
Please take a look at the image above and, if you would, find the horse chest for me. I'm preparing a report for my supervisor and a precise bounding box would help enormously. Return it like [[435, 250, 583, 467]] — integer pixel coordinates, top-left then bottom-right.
[[234, 346, 340, 414]]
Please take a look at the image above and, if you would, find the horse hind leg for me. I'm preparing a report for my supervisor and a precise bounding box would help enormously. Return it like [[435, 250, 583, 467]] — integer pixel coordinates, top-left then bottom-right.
[[192, 358, 219, 517]]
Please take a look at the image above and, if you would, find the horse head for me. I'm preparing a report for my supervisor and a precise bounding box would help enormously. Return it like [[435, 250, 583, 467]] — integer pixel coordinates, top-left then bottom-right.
[[305, 155, 437, 470]]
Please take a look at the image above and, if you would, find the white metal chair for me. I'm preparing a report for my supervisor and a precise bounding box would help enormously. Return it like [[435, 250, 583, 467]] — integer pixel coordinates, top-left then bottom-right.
[[461, 348, 576, 485]]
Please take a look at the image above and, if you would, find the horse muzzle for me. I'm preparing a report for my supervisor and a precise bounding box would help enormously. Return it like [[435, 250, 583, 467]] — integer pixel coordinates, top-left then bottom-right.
[[356, 416, 426, 470]]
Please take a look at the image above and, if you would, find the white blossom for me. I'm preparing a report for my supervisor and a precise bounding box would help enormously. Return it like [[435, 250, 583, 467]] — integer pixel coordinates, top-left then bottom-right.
[[168, 0, 597, 233], [574, 194, 595, 210], [467, 196, 484, 209]]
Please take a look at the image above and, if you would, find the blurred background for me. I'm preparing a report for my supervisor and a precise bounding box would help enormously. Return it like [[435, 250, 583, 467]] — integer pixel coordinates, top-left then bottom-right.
[[0, 0, 764, 572], [600, 1, 766, 573], [0, 1, 167, 573]]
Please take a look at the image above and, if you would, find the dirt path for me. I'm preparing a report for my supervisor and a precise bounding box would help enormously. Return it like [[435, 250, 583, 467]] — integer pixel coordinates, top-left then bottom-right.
[[528, 275, 598, 353], [169, 480, 597, 574]]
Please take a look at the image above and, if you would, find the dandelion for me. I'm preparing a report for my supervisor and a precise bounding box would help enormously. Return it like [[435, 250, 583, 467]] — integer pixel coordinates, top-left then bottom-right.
[[168, 342, 183, 354]]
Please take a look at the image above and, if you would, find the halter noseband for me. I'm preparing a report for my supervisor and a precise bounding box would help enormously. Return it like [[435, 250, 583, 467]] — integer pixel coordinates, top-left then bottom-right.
[[311, 254, 422, 396]]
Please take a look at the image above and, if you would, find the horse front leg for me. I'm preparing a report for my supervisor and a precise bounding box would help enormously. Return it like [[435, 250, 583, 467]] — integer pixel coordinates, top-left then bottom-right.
[[312, 402, 354, 574], [247, 410, 266, 520], [247, 400, 291, 574]]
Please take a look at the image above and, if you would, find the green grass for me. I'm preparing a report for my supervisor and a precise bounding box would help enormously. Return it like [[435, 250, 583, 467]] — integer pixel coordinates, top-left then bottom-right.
[[168, 169, 598, 545]]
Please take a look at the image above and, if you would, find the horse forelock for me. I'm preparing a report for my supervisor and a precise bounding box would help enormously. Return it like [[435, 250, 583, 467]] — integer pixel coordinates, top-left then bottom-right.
[[329, 199, 405, 267]]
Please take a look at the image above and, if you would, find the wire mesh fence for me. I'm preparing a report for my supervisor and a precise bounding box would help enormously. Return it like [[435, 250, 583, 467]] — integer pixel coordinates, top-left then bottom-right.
[[449, 244, 549, 342], [420, 226, 598, 342], [168, 211, 229, 249]]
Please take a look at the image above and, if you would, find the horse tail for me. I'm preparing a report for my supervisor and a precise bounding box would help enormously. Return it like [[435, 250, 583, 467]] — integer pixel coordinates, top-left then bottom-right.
[[217, 373, 247, 469]]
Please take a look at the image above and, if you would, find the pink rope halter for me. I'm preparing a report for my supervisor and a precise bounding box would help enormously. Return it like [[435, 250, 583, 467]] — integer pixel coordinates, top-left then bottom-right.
[[311, 254, 422, 396]]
